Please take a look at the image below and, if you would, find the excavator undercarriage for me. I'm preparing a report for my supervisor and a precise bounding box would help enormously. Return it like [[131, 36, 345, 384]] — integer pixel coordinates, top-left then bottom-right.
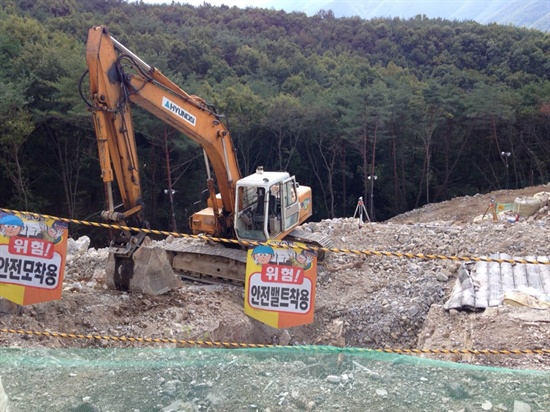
[[105, 229, 333, 294]]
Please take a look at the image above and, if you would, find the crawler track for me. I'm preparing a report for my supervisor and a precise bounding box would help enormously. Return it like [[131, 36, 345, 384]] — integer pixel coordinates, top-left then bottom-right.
[[162, 231, 334, 285]]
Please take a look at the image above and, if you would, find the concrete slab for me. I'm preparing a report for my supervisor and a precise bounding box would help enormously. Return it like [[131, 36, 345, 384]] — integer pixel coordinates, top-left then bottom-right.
[[444, 253, 550, 311]]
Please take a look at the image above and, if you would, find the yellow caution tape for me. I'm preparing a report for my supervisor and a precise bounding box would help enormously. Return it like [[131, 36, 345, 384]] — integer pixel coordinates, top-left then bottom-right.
[[1, 208, 548, 265], [1, 328, 549, 355]]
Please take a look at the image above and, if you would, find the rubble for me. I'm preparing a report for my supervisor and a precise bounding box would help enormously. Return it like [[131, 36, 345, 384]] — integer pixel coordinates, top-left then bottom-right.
[[0, 184, 549, 374]]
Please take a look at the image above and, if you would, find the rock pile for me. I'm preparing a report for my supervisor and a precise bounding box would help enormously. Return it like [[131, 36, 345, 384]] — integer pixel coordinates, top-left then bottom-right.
[[1, 187, 549, 374]]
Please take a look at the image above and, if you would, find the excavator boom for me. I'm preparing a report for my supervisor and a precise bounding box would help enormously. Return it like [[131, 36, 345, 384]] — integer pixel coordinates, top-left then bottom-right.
[[83, 26, 326, 293], [86, 26, 240, 236]]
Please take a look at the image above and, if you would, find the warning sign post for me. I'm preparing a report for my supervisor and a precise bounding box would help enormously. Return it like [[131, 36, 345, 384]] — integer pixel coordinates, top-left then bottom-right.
[[0, 211, 68, 305], [244, 240, 317, 329]]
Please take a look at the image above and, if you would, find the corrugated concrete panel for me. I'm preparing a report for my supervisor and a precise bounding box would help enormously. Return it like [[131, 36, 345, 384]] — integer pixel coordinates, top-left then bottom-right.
[[444, 253, 550, 311]]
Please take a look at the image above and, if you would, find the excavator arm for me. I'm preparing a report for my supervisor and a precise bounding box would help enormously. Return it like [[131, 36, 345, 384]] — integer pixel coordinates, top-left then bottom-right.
[[86, 26, 241, 240], [83, 26, 325, 293], [84, 26, 245, 291]]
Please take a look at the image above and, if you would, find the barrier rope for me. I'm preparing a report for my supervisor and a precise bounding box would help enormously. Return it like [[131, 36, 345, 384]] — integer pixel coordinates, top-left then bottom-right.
[[1, 208, 549, 357], [1, 328, 549, 355], [2, 208, 549, 265]]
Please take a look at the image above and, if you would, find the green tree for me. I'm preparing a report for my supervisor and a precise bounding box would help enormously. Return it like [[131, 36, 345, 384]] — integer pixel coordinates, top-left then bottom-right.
[[0, 17, 42, 210], [463, 82, 519, 189], [303, 101, 341, 218], [262, 94, 306, 171], [0, 107, 35, 210], [217, 84, 266, 176]]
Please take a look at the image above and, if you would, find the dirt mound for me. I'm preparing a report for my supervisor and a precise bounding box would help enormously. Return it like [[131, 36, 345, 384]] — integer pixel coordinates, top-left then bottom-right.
[[1, 185, 549, 374], [387, 184, 550, 224]]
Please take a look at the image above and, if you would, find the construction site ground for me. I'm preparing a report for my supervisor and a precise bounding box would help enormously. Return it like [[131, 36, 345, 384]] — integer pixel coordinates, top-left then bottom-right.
[[1, 185, 550, 411]]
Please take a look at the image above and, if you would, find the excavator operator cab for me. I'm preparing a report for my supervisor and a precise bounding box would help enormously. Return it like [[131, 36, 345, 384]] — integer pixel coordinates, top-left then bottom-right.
[[235, 167, 301, 242]]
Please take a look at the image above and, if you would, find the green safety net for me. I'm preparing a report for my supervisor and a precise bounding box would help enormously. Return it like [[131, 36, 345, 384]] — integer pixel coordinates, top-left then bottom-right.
[[0, 347, 548, 412]]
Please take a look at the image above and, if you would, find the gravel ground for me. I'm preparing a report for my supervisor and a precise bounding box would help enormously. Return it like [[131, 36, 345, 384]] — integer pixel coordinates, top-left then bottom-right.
[[1, 347, 548, 412], [1, 185, 550, 411]]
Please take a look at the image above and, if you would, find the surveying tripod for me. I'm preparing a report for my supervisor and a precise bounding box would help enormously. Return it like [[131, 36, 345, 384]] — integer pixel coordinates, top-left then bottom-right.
[[353, 197, 370, 227], [482, 195, 498, 222]]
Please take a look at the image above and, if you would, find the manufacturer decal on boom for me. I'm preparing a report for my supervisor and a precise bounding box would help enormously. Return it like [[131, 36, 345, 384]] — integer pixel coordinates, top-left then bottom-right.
[[162, 97, 196, 126]]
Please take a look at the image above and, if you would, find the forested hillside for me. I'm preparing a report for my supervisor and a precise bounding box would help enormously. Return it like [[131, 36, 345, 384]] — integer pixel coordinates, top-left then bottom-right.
[[0, 0, 549, 243]]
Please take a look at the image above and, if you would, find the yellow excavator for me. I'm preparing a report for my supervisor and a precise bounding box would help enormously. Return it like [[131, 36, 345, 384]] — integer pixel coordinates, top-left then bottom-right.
[[83, 26, 330, 294]]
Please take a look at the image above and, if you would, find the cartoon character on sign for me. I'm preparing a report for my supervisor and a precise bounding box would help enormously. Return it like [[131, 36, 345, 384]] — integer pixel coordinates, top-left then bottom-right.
[[0, 214, 25, 238], [39, 220, 64, 244], [251, 245, 275, 265], [286, 249, 315, 270]]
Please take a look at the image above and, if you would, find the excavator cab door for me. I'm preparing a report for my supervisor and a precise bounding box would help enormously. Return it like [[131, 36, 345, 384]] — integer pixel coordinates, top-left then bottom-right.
[[235, 185, 269, 241], [281, 178, 300, 232]]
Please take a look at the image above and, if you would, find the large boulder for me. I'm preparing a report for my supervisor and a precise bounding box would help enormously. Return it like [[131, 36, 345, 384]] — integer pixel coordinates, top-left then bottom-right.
[[513, 196, 542, 217], [105, 245, 182, 295]]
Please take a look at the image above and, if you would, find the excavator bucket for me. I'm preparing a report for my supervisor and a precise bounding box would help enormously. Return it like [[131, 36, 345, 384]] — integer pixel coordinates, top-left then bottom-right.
[[105, 244, 181, 295]]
